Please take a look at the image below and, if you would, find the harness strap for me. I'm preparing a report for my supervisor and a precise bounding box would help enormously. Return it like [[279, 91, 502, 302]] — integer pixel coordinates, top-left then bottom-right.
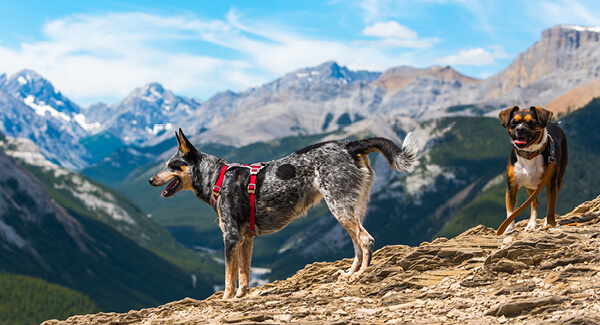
[[247, 165, 262, 236], [211, 162, 266, 236], [211, 165, 230, 207]]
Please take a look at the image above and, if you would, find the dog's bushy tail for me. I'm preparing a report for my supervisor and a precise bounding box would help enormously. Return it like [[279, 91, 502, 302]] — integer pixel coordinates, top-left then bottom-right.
[[347, 134, 418, 173]]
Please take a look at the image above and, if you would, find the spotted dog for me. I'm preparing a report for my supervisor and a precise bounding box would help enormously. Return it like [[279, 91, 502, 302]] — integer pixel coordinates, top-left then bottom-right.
[[499, 106, 568, 233], [149, 129, 418, 299]]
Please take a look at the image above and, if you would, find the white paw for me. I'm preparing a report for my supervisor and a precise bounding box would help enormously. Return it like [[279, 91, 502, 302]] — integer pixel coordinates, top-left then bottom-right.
[[524, 223, 537, 232], [505, 224, 516, 234]]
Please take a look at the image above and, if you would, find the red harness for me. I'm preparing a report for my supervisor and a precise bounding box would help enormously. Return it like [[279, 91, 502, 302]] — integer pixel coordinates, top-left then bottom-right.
[[211, 162, 266, 236]]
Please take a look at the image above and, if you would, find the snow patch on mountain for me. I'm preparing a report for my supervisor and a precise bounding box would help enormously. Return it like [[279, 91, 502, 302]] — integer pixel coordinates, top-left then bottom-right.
[[24, 95, 72, 122], [1, 136, 135, 225]]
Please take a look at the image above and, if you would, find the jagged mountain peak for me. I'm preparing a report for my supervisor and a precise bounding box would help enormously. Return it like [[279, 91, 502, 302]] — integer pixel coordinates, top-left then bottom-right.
[[3, 69, 81, 116], [6, 69, 57, 96], [540, 24, 600, 51], [271, 61, 381, 89], [82, 82, 201, 144], [374, 65, 481, 93], [133, 82, 167, 99], [124, 82, 172, 104]]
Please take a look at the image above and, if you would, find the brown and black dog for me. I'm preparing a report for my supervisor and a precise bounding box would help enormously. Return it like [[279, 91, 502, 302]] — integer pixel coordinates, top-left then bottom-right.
[[499, 106, 568, 233]]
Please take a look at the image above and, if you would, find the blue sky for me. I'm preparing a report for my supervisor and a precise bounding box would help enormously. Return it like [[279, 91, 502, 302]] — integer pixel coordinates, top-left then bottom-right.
[[1, 0, 600, 105]]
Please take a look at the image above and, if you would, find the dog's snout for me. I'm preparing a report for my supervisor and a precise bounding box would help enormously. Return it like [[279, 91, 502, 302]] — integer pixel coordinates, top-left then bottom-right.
[[515, 126, 527, 136], [149, 176, 155, 185]]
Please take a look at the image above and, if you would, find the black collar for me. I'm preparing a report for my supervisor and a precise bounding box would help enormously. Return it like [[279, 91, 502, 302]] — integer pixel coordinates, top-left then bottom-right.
[[515, 134, 551, 160]]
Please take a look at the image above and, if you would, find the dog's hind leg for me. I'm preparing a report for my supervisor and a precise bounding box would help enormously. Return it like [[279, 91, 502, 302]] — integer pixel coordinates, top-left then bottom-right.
[[338, 222, 363, 280], [336, 217, 374, 281], [331, 164, 375, 281], [353, 163, 375, 278], [235, 234, 254, 298]]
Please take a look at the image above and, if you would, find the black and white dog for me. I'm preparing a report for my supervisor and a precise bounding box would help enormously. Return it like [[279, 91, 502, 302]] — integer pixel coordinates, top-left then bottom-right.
[[150, 129, 418, 299]]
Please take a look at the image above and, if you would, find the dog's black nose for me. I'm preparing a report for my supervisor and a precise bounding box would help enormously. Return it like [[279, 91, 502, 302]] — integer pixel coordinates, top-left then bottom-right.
[[515, 126, 527, 137], [149, 177, 155, 185]]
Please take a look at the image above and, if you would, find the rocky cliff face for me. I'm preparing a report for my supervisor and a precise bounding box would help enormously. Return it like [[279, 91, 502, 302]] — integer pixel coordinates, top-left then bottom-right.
[[476, 25, 600, 107], [44, 194, 600, 324]]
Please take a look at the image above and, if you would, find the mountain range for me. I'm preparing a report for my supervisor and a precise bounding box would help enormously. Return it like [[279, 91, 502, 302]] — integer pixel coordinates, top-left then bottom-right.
[[3, 25, 600, 169], [2, 24, 600, 322]]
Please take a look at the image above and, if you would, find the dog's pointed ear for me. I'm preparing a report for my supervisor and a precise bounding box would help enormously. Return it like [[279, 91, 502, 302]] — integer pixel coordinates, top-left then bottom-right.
[[531, 106, 553, 128], [175, 128, 195, 154], [499, 106, 519, 128]]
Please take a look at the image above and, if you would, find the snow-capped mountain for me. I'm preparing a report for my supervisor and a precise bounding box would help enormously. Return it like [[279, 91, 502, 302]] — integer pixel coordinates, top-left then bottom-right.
[[3, 70, 84, 130], [3, 25, 600, 168], [0, 70, 91, 168], [82, 83, 202, 144]]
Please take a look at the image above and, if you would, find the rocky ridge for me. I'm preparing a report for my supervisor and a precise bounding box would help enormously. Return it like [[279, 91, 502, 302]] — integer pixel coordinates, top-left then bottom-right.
[[44, 194, 600, 324]]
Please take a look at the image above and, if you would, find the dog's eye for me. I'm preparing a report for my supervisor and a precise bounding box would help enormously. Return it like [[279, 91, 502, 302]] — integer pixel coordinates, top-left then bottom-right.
[[169, 165, 183, 171]]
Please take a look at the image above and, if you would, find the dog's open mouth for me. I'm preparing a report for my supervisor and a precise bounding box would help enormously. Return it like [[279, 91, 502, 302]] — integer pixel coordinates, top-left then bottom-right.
[[513, 131, 541, 149], [162, 177, 181, 197]]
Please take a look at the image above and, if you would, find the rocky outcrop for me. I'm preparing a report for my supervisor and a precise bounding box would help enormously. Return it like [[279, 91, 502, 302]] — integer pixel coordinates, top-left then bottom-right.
[[478, 25, 600, 107], [44, 194, 600, 324]]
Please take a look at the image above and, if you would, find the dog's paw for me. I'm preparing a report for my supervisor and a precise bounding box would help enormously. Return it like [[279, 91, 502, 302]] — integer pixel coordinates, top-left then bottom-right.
[[235, 286, 248, 298], [348, 272, 363, 282], [524, 223, 537, 232], [337, 271, 351, 282]]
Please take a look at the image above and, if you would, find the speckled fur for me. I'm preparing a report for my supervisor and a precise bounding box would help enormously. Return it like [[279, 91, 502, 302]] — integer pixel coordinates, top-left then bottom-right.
[[150, 129, 418, 299]]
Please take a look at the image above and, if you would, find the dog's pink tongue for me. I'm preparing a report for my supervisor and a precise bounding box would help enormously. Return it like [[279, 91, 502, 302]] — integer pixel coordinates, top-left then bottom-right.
[[514, 139, 527, 145], [161, 178, 179, 197]]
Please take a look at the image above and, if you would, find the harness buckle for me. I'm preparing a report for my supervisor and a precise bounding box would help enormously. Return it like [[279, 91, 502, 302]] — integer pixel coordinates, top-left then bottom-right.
[[247, 183, 256, 194]]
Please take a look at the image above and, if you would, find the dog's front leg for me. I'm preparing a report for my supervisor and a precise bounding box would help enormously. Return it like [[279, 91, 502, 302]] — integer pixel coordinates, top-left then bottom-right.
[[524, 188, 539, 231], [223, 233, 241, 299], [235, 234, 254, 298], [544, 184, 558, 228], [505, 184, 519, 233]]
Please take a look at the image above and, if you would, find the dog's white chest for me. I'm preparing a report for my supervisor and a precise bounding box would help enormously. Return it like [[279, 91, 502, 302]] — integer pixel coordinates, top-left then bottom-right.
[[514, 155, 544, 189]]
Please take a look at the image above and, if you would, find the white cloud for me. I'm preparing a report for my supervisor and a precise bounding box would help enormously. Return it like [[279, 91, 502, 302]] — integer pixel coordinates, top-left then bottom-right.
[[362, 21, 417, 39], [359, 20, 438, 49], [0, 11, 431, 105], [434, 45, 510, 66], [535, 0, 600, 27]]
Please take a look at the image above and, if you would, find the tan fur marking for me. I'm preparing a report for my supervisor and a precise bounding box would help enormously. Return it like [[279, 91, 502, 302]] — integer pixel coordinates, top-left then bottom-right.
[[236, 234, 254, 298], [178, 166, 194, 191]]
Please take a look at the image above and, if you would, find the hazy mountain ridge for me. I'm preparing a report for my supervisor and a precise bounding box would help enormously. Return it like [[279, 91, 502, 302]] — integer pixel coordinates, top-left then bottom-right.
[[3, 25, 600, 168], [0, 137, 218, 312]]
